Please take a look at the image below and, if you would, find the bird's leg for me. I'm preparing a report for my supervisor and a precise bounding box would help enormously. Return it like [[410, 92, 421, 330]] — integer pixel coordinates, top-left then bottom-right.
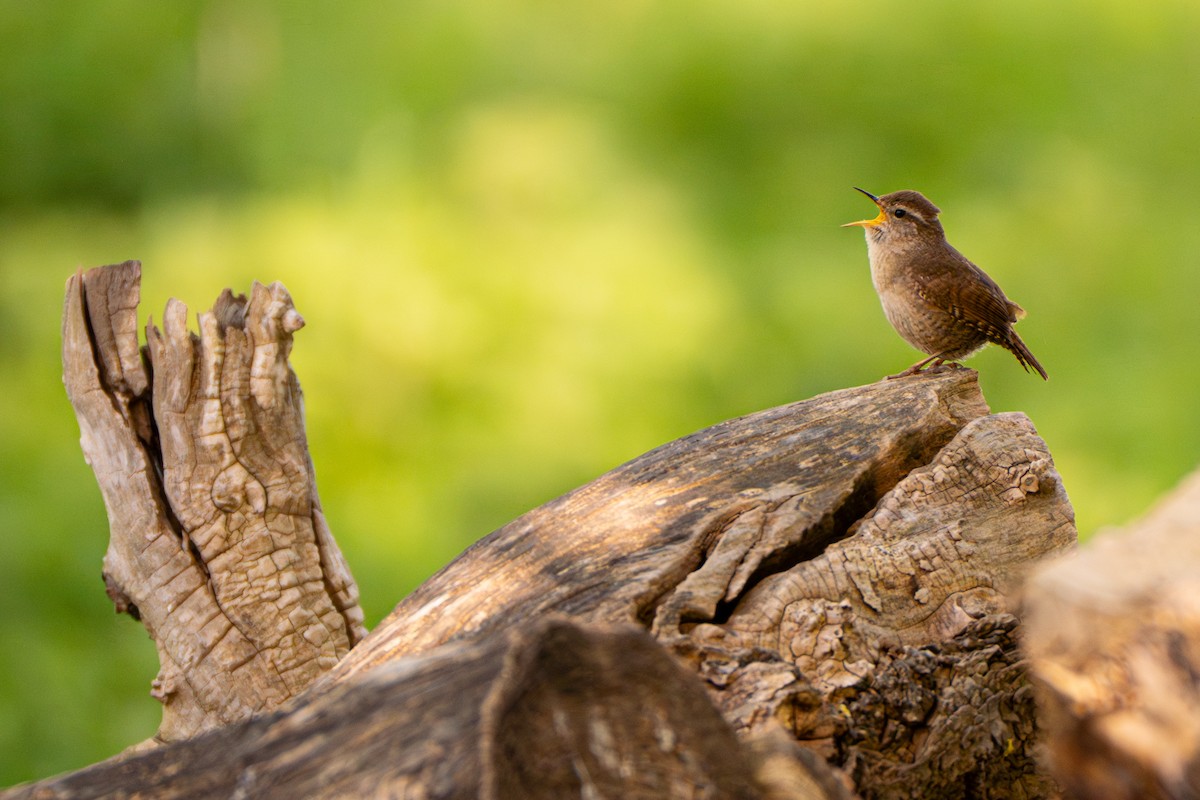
[[885, 355, 969, 380], [886, 354, 942, 380]]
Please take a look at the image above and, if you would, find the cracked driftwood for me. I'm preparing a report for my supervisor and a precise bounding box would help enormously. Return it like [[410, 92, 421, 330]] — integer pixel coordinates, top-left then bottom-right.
[[10, 261, 1077, 799], [1024, 466, 1200, 800]]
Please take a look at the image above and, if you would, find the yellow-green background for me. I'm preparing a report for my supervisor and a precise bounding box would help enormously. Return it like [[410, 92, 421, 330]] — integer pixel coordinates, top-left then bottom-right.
[[3, 0, 1199, 786]]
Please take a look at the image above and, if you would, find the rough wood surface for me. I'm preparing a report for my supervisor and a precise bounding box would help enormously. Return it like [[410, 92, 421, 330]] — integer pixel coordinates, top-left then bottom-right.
[[324, 368, 993, 681], [2, 618, 849, 800], [61, 262, 365, 744], [313, 369, 1074, 799], [15, 263, 1080, 799], [1024, 466, 1200, 800]]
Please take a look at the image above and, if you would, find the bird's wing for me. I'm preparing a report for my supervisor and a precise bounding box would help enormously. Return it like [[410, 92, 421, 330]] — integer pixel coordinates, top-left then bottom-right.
[[910, 248, 1020, 345]]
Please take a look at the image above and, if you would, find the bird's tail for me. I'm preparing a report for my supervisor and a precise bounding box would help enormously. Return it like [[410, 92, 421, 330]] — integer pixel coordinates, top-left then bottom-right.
[[1006, 331, 1048, 380]]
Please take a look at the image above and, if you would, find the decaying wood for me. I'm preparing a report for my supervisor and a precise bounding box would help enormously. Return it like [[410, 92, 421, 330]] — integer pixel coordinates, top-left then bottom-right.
[[317, 368, 1074, 798], [4, 618, 851, 800], [325, 366, 994, 679], [1024, 466, 1200, 800], [11, 262, 1081, 798], [60, 262, 365, 744]]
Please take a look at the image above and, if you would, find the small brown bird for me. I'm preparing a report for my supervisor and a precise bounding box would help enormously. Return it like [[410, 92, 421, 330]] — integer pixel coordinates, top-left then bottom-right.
[[843, 187, 1047, 380]]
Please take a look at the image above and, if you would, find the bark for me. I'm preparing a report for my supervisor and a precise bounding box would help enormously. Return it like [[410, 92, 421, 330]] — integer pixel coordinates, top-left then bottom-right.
[[1023, 467, 1200, 800], [8, 263, 1079, 798]]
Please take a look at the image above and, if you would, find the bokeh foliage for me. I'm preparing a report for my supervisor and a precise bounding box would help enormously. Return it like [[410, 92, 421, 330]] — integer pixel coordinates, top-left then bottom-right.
[[2, 0, 1199, 786]]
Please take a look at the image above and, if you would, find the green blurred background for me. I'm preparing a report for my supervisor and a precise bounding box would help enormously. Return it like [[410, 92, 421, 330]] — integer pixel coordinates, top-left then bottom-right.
[[2, 0, 1199, 786]]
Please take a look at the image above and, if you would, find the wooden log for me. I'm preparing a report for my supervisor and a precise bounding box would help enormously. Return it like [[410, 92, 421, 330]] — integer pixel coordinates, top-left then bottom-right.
[[3, 618, 854, 800], [1024, 467, 1200, 800], [9, 263, 1078, 798], [317, 367, 1074, 798], [325, 362, 995, 680]]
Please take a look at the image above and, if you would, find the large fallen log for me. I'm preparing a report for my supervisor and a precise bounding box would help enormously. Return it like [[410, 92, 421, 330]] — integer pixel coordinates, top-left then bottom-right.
[[5, 262, 1076, 799]]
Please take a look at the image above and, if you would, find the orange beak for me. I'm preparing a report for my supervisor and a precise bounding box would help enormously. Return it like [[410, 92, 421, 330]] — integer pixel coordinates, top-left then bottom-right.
[[842, 187, 886, 228]]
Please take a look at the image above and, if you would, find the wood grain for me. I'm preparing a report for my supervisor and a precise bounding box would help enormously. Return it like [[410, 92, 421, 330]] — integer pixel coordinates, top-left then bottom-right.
[[61, 262, 365, 744]]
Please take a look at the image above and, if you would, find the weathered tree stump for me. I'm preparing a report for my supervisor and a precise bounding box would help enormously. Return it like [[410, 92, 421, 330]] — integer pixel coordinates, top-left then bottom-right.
[[4, 262, 1079, 799], [60, 262, 365, 744], [1024, 467, 1200, 800]]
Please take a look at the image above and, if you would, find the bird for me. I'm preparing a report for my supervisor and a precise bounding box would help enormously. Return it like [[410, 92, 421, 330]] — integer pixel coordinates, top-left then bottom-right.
[[843, 187, 1047, 380]]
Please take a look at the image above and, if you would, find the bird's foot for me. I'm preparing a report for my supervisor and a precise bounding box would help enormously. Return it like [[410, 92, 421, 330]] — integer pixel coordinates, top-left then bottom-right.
[[885, 357, 962, 380]]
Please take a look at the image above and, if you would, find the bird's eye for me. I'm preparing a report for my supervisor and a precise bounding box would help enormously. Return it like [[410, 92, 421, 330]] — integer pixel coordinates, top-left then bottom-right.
[[893, 209, 907, 218]]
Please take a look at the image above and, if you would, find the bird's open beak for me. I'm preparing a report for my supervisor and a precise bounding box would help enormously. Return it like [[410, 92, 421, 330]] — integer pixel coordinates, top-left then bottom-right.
[[842, 187, 886, 228]]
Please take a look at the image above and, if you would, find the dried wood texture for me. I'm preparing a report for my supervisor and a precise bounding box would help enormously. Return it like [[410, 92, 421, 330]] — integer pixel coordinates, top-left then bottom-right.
[[326, 369, 993, 678], [2, 618, 847, 800], [316, 367, 1074, 799], [1024, 466, 1200, 800], [61, 261, 365, 743]]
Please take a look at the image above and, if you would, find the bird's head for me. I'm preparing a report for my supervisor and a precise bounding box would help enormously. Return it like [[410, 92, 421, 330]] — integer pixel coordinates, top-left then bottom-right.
[[842, 188, 945, 242]]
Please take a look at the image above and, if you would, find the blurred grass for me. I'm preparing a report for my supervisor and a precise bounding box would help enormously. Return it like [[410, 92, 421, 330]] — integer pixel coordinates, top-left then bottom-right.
[[3, 0, 1200, 786]]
